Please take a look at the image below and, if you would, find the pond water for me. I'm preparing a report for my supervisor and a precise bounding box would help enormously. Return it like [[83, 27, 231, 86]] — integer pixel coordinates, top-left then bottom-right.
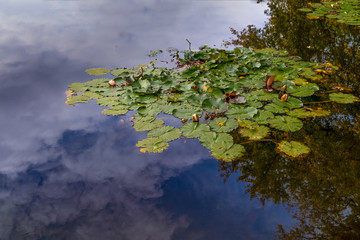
[[1, 0, 360, 239]]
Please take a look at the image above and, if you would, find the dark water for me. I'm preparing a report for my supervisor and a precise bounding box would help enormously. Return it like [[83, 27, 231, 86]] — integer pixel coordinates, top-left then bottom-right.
[[0, 1, 295, 239]]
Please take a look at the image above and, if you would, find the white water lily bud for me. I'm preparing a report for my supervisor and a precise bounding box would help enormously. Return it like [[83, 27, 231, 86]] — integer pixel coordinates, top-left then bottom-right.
[[108, 79, 116, 87]]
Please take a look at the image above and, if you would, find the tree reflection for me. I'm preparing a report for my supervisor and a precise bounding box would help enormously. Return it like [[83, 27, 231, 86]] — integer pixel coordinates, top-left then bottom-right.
[[223, 0, 360, 238]]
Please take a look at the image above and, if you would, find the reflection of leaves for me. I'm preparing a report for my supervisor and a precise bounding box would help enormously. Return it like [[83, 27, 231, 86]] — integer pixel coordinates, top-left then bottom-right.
[[133, 117, 164, 131], [277, 140, 310, 157], [181, 122, 210, 138], [329, 93, 360, 104], [136, 137, 169, 153], [148, 126, 181, 142], [268, 116, 303, 132], [240, 125, 270, 140], [209, 117, 238, 133]]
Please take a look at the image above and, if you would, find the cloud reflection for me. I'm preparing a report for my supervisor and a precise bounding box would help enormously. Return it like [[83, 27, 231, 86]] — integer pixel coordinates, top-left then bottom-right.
[[0, 0, 285, 239]]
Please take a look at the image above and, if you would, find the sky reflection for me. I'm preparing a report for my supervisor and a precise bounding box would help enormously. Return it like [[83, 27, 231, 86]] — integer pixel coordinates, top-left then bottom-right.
[[0, 0, 293, 239]]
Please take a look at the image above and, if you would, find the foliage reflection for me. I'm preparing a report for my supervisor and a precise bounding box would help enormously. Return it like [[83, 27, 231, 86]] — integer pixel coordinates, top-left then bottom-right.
[[223, 0, 360, 238]]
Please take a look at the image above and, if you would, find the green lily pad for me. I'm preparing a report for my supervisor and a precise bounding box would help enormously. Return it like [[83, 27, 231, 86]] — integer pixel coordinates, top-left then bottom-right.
[[209, 117, 238, 133], [66, 95, 90, 105], [329, 93, 360, 104], [133, 117, 164, 131], [136, 137, 169, 153], [202, 98, 228, 113], [277, 141, 310, 157], [253, 110, 275, 124], [240, 125, 270, 140], [102, 107, 128, 116], [181, 122, 210, 138], [199, 131, 218, 149], [211, 143, 245, 161], [86, 68, 110, 76], [173, 108, 203, 120], [286, 109, 314, 118], [268, 116, 303, 132], [286, 83, 319, 97], [226, 107, 258, 120], [68, 82, 88, 92], [148, 126, 182, 142]]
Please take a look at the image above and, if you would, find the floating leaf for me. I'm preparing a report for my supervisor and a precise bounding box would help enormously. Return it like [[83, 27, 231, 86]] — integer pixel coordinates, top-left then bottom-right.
[[237, 119, 259, 129], [277, 141, 310, 157], [199, 131, 218, 149], [202, 98, 228, 113], [286, 83, 319, 97], [173, 108, 203, 120], [86, 68, 110, 76], [148, 126, 181, 142], [268, 116, 303, 132], [329, 93, 360, 104], [209, 117, 238, 133], [240, 125, 270, 140], [68, 82, 88, 92], [226, 107, 258, 120], [253, 110, 275, 124], [97, 97, 120, 106], [211, 143, 245, 161], [66, 95, 90, 105], [133, 117, 164, 131], [136, 137, 169, 153], [286, 109, 314, 118], [102, 107, 128, 116], [181, 122, 210, 138]]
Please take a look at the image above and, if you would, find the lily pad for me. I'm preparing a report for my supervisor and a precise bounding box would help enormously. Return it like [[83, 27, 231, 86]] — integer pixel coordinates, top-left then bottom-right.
[[181, 122, 210, 138], [102, 107, 128, 116], [211, 143, 245, 161], [133, 117, 164, 131], [136, 137, 169, 153], [209, 117, 238, 133], [268, 116, 303, 132], [277, 141, 310, 157], [86, 68, 110, 76], [240, 125, 270, 140], [66, 95, 90, 105], [148, 126, 182, 142], [226, 106, 258, 120], [329, 93, 360, 104]]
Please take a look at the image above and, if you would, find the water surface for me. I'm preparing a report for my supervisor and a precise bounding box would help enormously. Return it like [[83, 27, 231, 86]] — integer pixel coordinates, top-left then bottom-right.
[[0, 0, 296, 239]]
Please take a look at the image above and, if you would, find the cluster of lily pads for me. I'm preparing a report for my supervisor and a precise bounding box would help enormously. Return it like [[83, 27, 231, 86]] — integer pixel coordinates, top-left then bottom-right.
[[66, 47, 359, 160], [298, 0, 360, 26]]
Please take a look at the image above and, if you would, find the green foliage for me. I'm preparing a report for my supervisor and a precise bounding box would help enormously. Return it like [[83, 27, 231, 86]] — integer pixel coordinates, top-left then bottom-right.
[[85, 68, 110, 75], [277, 140, 310, 157], [66, 47, 357, 160], [240, 125, 270, 140], [268, 116, 303, 132], [299, 1, 360, 26], [329, 92, 360, 104], [136, 137, 169, 153], [208, 117, 238, 133]]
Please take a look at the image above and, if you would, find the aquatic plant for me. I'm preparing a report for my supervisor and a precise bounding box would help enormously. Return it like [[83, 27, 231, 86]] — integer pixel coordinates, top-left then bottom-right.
[[66, 47, 359, 160], [298, 0, 360, 26]]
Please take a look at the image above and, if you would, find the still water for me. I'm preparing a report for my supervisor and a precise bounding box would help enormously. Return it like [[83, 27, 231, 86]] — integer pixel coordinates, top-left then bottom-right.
[[0, 0, 294, 239], [1, 0, 360, 239]]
